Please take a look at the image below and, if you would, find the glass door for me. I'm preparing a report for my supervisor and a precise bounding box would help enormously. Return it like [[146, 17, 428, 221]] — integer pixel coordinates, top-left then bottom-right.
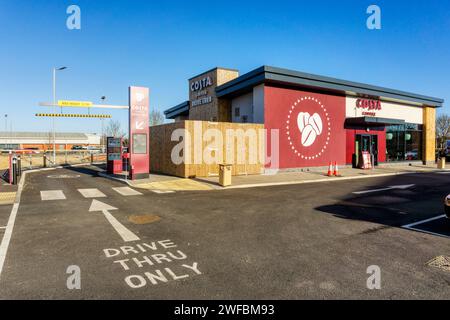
[[356, 134, 378, 166]]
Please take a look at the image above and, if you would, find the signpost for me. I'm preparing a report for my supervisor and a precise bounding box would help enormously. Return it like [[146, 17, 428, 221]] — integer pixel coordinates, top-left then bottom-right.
[[128, 87, 149, 180]]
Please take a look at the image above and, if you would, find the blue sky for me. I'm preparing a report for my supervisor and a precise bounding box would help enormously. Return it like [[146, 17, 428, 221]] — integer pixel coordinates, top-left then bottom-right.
[[0, 0, 449, 134]]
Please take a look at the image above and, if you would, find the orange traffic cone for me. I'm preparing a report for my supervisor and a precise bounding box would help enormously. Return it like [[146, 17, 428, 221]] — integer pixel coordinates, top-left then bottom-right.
[[327, 162, 333, 176], [334, 161, 340, 176]]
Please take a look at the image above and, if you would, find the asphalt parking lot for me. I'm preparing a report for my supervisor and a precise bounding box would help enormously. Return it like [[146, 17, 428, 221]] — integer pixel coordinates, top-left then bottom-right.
[[0, 166, 449, 299]]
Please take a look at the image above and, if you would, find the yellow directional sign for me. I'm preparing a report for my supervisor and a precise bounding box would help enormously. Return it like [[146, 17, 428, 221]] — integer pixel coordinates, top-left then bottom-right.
[[36, 113, 111, 118], [57, 100, 93, 107]]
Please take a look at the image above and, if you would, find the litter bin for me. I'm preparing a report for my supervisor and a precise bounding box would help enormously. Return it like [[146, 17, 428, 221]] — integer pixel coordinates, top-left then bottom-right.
[[438, 157, 446, 169], [219, 164, 232, 187]]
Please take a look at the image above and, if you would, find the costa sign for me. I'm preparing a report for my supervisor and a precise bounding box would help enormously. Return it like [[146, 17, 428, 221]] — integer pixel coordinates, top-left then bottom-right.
[[356, 99, 381, 110], [129, 86, 149, 180], [190, 76, 212, 92]]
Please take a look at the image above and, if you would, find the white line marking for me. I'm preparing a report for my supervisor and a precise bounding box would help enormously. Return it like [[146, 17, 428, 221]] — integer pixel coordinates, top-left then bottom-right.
[[40, 190, 66, 201], [402, 215, 450, 239], [353, 184, 415, 195], [402, 215, 446, 228], [112, 187, 142, 196], [403, 227, 450, 239], [0, 168, 29, 279], [224, 172, 412, 190], [78, 188, 106, 198], [0, 226, 6, 229], [152, 190, 175, 194]]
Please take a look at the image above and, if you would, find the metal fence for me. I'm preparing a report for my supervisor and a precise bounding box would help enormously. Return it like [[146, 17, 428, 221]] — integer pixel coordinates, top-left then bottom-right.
[[0, 150, 106, 170]]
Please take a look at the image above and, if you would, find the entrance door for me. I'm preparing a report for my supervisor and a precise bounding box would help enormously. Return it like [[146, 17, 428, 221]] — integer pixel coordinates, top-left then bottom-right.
[[356, 134, 379, 166]]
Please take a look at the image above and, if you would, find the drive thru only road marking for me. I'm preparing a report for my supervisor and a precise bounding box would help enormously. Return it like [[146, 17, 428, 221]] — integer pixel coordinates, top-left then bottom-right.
[[89, 199, 140, 242], [352, 184, 415, 195]]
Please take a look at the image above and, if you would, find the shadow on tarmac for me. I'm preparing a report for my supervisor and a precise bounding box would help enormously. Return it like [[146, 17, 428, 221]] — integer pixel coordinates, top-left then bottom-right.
[[315, 173, 450, 231]]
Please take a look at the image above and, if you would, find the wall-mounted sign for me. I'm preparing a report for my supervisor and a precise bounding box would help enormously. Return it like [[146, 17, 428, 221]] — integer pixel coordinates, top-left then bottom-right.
[[190, 76, 214, 107], [129, 86, 149, 180], [58, 100, 93, 107], [191, 96, 212, 107], [190, 77, 212, 92], [356, 99, 381, 117]]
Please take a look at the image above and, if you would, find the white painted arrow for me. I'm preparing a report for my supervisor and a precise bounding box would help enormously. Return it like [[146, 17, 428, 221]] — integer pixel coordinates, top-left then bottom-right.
[[352, 184, 415, 195], [89, 200, 140, 242]]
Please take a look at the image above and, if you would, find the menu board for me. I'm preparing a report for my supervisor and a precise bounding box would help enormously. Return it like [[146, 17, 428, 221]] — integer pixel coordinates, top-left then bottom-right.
[[107, 137, 122, 161]]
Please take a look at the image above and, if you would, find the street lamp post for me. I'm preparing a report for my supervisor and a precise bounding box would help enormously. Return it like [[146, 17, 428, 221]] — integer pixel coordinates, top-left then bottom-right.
[[52, 66, 67, 165], [101, 96, 106, 152], [4, 114, 7, 149]]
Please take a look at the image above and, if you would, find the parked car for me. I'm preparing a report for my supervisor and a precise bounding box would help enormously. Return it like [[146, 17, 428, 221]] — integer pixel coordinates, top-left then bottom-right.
[[444, 195, 450, 219], [405, 149, 419, 160]]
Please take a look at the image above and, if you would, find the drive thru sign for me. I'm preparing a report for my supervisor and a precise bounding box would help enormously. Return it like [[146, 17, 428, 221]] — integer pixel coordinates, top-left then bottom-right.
[[129, 86, 149, 180]]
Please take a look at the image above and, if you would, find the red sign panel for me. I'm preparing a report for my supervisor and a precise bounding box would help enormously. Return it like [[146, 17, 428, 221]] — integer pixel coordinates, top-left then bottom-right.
[[129, 86, 149, 180], [264, 86, 346, 169]]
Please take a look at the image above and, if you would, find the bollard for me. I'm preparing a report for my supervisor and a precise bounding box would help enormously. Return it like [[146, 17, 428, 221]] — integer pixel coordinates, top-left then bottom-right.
[[12, 156, 17, 185], [438, 157, 446, 169], [16, 156, 21, 177], [43, 155, 47, 168]]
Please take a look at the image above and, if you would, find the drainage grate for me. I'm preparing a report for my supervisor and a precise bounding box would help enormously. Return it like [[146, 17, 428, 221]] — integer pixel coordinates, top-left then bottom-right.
[[426, 255, 450, 272], [128, 214, 161, 225]]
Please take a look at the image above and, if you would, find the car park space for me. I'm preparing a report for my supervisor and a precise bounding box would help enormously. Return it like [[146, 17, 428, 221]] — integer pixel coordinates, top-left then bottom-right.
[[403, 215, 450, 239]]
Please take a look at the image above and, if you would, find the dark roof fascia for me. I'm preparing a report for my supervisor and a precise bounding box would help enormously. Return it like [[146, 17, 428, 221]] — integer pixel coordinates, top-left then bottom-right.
[[164, 101, 190, 119], [216, 66, 444, 107]]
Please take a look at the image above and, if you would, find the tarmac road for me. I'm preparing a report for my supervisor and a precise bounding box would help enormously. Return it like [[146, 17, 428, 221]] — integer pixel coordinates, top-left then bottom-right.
[[0, 166, 449, 299]]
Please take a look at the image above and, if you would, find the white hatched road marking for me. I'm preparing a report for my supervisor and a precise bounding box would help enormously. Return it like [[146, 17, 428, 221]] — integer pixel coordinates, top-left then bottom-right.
[[40, 190, 66, 201], [78, 188, 106, 198], [112, 187, 142, 196]]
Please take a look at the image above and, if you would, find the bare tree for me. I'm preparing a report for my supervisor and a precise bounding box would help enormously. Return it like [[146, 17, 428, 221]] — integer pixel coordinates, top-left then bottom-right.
[[436, 114, 450, 152], [149, 110, 165, 126], [105, 120, 125, 138]]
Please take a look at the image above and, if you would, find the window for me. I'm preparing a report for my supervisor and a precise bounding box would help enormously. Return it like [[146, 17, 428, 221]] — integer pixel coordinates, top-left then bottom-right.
[[132, 134, 147, 154], [386, 124, 422, 162], [241, 115, 248, 123], [234, 107, 240, 117]]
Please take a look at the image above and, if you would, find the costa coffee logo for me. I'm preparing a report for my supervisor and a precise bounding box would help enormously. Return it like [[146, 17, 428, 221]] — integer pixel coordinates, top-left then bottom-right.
[[297, 112, 323, 147], [356, 99, 381, 110], [190, 76, 213, 92], [286, 96, 331, 161]]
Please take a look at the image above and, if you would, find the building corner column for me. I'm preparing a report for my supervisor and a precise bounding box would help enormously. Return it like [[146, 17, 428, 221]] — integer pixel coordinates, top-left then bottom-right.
[[422, 106, 436, 165]]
